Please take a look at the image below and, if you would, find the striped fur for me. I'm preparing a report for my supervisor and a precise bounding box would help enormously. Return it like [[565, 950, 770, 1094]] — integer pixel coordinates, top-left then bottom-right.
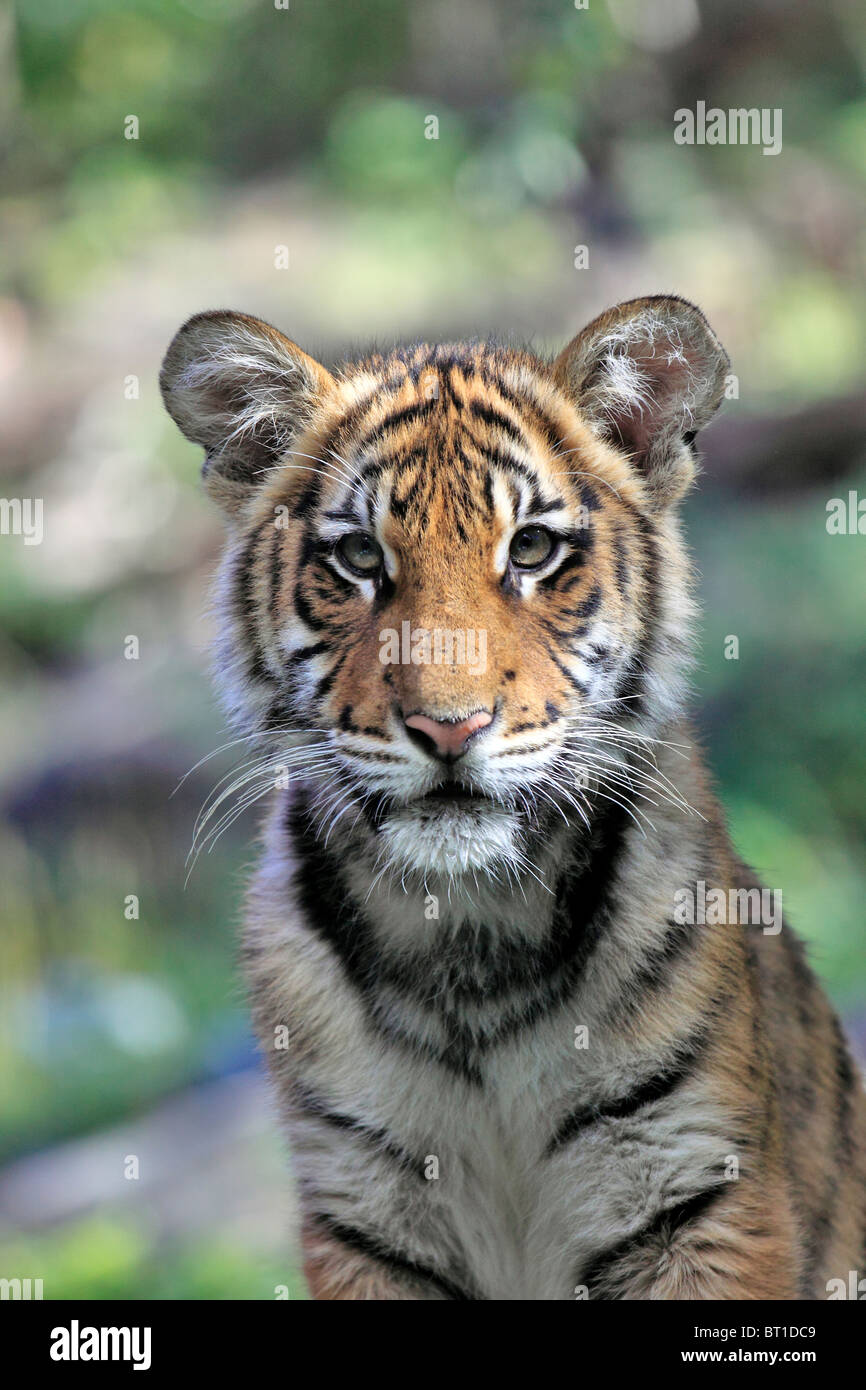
[[162, 296, 866, 1299]]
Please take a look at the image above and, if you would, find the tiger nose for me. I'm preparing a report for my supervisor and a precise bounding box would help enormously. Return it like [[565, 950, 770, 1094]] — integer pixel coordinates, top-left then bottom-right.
[[403, 709, 493, 760]]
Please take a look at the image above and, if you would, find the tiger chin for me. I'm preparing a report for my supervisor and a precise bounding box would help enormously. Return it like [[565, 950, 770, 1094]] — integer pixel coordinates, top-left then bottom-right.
[[162, 295, 866, 1301]]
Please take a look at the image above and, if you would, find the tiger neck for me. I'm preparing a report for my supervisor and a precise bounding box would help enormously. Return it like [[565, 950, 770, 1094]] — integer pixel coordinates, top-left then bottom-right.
[[286, 787, 631, 976]]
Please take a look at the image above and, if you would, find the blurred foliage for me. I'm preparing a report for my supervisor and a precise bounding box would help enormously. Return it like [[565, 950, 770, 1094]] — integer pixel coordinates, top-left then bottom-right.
[[4, 0, 866, 395], [0, 1216, 308, 1300], [686, 475, 866, 1007], [0, 0, 864, 1300]]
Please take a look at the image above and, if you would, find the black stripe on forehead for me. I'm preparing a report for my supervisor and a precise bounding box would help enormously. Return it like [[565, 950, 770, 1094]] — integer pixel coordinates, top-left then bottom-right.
[[348, 402, 480, 526], [312, 384, 382, 468], [310, 348, 572, 527], [489, 375, 566, 457], [292, 467, 324, 519], [309, 376, 428, 486], [389, 469, 424, 520], [468, 399, 531, 451], [358, 439, 428, 483], [351, 397, 437, 457], [466, 439, 556, 517], [361, 434, 565, 529], [379, 340, 479, 376]]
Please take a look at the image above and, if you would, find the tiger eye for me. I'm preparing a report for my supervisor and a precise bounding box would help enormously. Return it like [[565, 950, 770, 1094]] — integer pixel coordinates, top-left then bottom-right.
[[336, 531, 384, 576], [509, 526, 555, 569]]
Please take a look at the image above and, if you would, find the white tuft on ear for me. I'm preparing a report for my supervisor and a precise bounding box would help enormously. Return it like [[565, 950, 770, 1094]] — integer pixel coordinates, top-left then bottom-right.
[[160, 310, 334, 516], [554, 295, 730, 509]]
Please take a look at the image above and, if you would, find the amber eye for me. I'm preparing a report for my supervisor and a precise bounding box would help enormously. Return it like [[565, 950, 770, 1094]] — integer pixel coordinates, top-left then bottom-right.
[[335, 531, 384, 576], [509, 525, 556, 569]]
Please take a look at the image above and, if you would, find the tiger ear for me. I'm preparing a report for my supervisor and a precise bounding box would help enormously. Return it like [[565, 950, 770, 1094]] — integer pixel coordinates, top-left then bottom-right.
[[160, 310, 335, 516], [554, 295, 729, 509]]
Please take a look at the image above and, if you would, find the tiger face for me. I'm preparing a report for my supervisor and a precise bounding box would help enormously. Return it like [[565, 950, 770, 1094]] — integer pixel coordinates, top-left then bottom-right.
[[161, 297, 728, 883]]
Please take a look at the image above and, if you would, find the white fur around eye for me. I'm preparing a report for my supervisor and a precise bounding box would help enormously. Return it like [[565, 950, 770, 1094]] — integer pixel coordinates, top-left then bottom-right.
[[328, 554, 380, 598]]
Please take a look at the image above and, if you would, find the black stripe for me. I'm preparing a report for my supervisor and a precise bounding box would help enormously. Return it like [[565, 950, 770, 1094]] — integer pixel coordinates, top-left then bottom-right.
[[313, 653, 344, 703], [550, 651, 589, 696], [570, 585, 601, 619], [541, 619, 583, 645], [579, 482, 603, 512], [546, 1029, 707, 1153], [312, 1214, 478, 1300], [373, 441, 428, 475], [482, 468, 494, 514], [267, 523, 284, 620], [531, 494, 567, 515], [831, 1017, 857, 1163], [608, 916, 696, 1020], [466, 438, 545, 515], [342, 748, 404, 764], [612, 535, 629, 596], [463, 436, 525, 478], [468, 399, 531, 451], [234, 527, 272, 682], [491, 377, 565, 455], [323, 387, 382, 458], [286, 639, 328, 669], [289, 791, 630, 1081], [294, 1084, 423, 1175], [577, 1184, 727, 1298], [287, 798, 482, 1085], [537, 538, 593, 594], [291, 467, 325, 519], [545, 798, 630, 980], [613, 514, 659, 719], [389, 472, 424, 519], [292, 576, 326, 633], [353, 399, 435, 456]]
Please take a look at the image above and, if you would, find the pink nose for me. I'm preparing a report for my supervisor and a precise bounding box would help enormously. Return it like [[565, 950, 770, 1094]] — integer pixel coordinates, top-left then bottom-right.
[[404, 709, 493, 759]]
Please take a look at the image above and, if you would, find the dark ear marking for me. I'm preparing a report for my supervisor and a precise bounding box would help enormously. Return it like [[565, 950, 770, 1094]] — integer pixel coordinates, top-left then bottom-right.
[[554, 295, 730, 510], [160, 309, 334, 518]]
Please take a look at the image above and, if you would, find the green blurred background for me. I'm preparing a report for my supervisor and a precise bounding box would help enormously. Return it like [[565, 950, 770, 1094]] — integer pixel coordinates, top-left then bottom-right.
[[0, 0, 864, 1299]]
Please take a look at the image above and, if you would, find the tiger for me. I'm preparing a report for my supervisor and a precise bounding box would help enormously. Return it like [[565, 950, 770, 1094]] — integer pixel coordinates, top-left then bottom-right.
[[161, 294, 866, 1300]]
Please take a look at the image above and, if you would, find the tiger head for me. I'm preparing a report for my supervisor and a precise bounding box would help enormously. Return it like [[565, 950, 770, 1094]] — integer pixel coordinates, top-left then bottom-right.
[[161, 297, 728, 884]]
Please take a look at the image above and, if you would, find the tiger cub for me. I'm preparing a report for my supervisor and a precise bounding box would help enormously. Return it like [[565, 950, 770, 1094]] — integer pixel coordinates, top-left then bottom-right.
[[161, 295, 866, 1300]]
